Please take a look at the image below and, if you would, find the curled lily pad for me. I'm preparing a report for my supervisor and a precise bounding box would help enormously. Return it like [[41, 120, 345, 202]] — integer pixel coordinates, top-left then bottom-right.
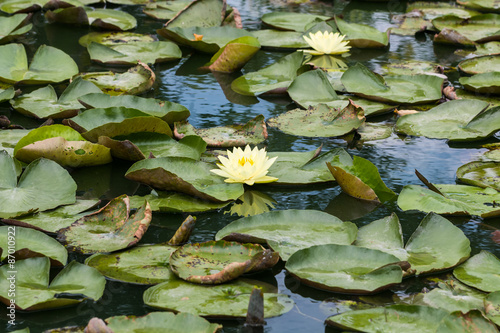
[[0, 83, 16, 104], [129, 191, 229, 213], [460, 72, 500, 94], [341, 63, 444, 104], [170, 240, 279, 284], [125, 157, 244, 202], [261, 12, 330, 32], [0, 43, 78, 85], [0, 226, 67, 266], [285, 244, 407, 294], [0, 257, 105, 311], [0, 13, 32, 44], [0, 0, 47, 14], [11, 77, 102, 119], [335, 16, 390, 48], [79, 31, 157, 47], [174, 115, 266, 147], [458, 54, 500, 74], [453, 251, 500, 292], [457, 161, 500, 190], [206, 36, 260, 73], [57, 195, 152, 254], [0, 150, 76, 219], [164, 0, 226, 29], [438, 310, 499, 333], [432, 14, 500, 43], [216, 209, 357, 261], [75, 62, 155, 96], [143, 278, 294, 318], [87, 41, 182, 66], [143, 0, 192, 20]]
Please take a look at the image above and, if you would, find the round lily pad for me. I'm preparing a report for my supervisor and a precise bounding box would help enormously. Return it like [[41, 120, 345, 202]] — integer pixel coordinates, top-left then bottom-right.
[[460, 72, 500, 94], [458, 54, 500, 74]]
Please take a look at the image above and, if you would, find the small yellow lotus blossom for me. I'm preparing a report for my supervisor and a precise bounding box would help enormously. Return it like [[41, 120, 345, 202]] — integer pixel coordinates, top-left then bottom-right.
[[303, 31, 351, 55], [210, 145, 278, 186]]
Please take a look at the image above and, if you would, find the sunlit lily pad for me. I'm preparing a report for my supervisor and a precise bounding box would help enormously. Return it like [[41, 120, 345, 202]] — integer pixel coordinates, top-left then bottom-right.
[[231, 51, 304, 96], [251, 29, 309, 49], [170, 240, 279, 284], [261, 12, 330, 31], [46, 7, 137, 31], [174, 114, 267, 147], [455, 41, 500, 57], [79, 31, 157, 47], [407, 2, 481, 20], [0, 226, 67, 266], [381, 60, 446, 77], [88, 41, 182, 65], [0, 13, 32, 44], [130, 191, 229, 213], [341, 63, 444, 104], [453, 251, 500, 292], [216, 209, 357, 261], [391, 14, 433, 36], [143, 278, 294, 318], [1, 199, 99, 233], [460, 72, 500, 94], [0, 0, 48, 14], [286, 244, 407, 294], [11, 77, 102, 119], [206, 36, 260, 72], [335, 16, 390, 48], [65, 107, 172, 142], [355, 213, 471, 275], [164, 0, 226, 29], [395, 99, 500, 142], [457, 0, 500, 13], [75, 63, 155, 96], [432, 14, 500, 43], [0, 150, 76, 219], [0, 257, 105, 311], [486, 291, 500, 325], [125, 157, 244, 202], [458, 54, 500, 74], [57, 195, 152, 254], [143, 0, 192, 20], [438, 310, 499, 333], [457, 161, 500, 190], [0, 43, 78, 85]]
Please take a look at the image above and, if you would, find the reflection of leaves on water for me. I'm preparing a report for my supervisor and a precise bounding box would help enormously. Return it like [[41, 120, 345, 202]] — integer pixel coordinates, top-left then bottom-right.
[[225, 191, 276, 217]]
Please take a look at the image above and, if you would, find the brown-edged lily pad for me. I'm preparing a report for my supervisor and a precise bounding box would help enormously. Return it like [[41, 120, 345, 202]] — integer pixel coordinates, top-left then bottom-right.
[[206, 36, 260, 73]]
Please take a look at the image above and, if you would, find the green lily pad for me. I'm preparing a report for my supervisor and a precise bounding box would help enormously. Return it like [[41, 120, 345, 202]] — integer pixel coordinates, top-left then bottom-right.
[[143, 0, 192, 20], [206, 36, 260, 73], [285, 244, 406, 294], [125, 157, 244, 202], [57, 195, 152, 254], [157, 26, 251, 54], [65, 107, 172, 142], [0, 257, 105, 311], [79, 31, 157, 47], [164, 0, 226, 29], [216, 209, 357, 261], [0, 0, 51, 14], [1, 199, 99, 233], [0, 83, 16, 104], [455, 41, 500, 57], [438, 310, 499, 333], [267, 101, 365, 138], [341, 63, 444, 104], [0, 226, 67, 266], [355, 213, 471, 275], [381, 60, 446, 76], [354, 122, 393, 142], [0, 13, 32, 44], [75, 63, 155, 96], [398, 184, 500, 218], [460, 72, 500, 94], [326, 304, 449, 332], [458, 54, 500, 74], [46, 7, 137, 31], [485, 291, 500, 325], [11, 77, 102, 119], [88, 41, 182, 66], [457, 0, 500, 13], [0, 129, 29, 157], [85, 242, 177, 285], [395, 99, 500, 142], [14, 124, 85, 155], [105, 312, 222, 333], [261, 12, 330, 32], [143, 278, 294, 318], [407, 2, 481, 20], [391, 14, 433, 36], [78, 93, 189, 125], [453, 251, 500, 292], [231, 51, 304, 96], [0, 150, 76, 219], [0, 43, 78, 85], [457, 161, 500, 190], [174, 114, 267, 147], [170, 240, 279, 284], [335, 16, 389, 48], [129, 191, 230, 213], [432, 14, 500, 43], [251, 29, 309, 49]]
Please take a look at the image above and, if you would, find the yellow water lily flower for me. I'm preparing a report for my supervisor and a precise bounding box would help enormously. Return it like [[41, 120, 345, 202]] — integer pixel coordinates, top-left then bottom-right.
[[210, 145, 278, 186], [303, 31, 351, 55]]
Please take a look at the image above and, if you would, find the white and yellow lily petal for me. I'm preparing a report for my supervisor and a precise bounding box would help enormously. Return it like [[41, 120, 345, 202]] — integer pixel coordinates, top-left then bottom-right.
[[303, 31, 351, 55], [210, 145, 278, 186]]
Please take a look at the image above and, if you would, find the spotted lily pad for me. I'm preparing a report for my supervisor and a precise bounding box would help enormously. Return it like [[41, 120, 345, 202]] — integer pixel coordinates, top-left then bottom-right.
[[457, 161, 500, 190], [261, 12, 330, 32], [57, 195, 152, 254], [0, 150, 76, 219], [216, 209, 357, 261], [0, 257, 105, 311], [79, 31, 157, 47], [0, 226, 67, 266], [486, 291, 500, 325], [75, 63, 155, 96], [355, 213, 471, 275], [432, 14, 500, 43], [0, 13, 32, 44], [285, 244, 407, 294], [206, 36, 260, 73], [143, 0, 192, 20], [453, 251, 500, 292], [0, 43, 78, 85], [459, 72, 500, 94], [125, 157, 244, 202], [170, 240, 279, 284], [0, 0, 49, 14], [164, 0, 226, 29], [458, 54, 500, 74], [438, 310, 499, 333], [174, 114, 266, 147], [143, 278, 294, 318]]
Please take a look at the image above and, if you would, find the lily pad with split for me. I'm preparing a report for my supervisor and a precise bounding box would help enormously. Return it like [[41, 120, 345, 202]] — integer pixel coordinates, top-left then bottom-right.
[[0, 13, 32, 44], [0, 83, 16, 104], [261, 12, 330, 32], [453, 250, 500, 292], [164, 0, 226, 29], [335, 16, 390, 48], [216, 209, 357, 261], [206, 36, 260, 73], [143, 0, 192, 21], [57, 195, 152, 254]]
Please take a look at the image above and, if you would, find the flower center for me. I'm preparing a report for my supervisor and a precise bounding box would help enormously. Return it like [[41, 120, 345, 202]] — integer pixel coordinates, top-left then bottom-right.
[[238, 157, 254, 166]]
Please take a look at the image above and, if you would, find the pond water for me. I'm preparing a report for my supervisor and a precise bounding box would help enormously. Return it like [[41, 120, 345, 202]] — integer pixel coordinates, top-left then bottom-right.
[[1, 0, 500, 332]]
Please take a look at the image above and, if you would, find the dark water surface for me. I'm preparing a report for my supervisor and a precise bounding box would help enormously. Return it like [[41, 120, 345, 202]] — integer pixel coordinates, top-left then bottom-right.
[[1, 0, 500, 332]]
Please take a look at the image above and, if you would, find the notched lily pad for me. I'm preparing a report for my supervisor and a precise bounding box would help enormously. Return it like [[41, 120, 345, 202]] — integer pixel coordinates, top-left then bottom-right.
[[0, 13, 32, 44], [164, 0, 226, 29], [46, 7, 137, 31], [206, 36, 260, 73], [335, 16, 390, 48]]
